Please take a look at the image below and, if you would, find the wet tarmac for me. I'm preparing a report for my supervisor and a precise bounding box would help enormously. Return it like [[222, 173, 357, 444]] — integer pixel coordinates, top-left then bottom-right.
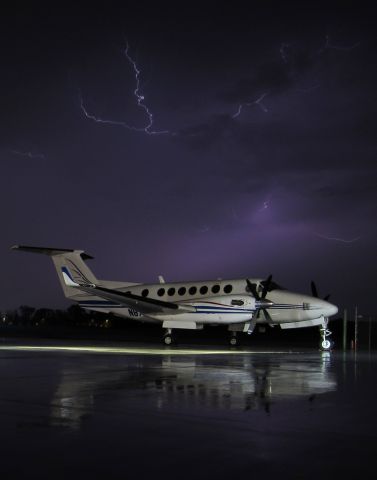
[[0, 339, 376, 479]]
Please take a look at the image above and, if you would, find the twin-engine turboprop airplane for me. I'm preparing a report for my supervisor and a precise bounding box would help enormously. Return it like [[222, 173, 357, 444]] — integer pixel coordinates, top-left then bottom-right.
[[11, 245, 338, 349]]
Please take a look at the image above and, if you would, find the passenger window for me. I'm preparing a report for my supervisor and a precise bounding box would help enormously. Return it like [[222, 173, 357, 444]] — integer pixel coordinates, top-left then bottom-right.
[[168, 287, 176, 296], [211, 284, 220, 294], [178, 287, 186, 296], [231, 299, 244, 306], [224, 284, 233, 294], [200, 286, 208, 295], [142, 289, 149, 297], [189, 286, 197, 295], [157, 288, 165, 297]]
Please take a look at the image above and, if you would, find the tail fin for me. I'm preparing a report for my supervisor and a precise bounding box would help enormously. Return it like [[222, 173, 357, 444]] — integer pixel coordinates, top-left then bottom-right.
[[11, 245, 98, 300]]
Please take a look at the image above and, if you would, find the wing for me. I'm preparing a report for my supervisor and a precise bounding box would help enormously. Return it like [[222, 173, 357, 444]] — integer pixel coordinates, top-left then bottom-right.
[[76, 283, 195, 315], [60, 264, 194, 315]]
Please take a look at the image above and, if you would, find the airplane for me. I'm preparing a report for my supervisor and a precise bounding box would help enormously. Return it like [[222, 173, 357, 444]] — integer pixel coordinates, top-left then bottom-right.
[[11, 245, 338, 350]]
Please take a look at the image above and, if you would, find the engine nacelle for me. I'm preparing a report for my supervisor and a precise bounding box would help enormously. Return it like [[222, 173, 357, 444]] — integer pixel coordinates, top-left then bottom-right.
[[203, 295, 256, 310]]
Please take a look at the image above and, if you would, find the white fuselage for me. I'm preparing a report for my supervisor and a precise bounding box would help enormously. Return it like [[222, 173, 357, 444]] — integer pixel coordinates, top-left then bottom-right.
[[11, 246, 339, 338], [80, 278, 338, 327]]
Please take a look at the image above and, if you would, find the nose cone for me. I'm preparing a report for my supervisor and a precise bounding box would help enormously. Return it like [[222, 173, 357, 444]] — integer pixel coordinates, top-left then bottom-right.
[[324, 301, 338, 317]]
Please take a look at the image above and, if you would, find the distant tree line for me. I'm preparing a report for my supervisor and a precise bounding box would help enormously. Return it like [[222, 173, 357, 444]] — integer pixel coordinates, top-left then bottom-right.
[[1, 305, 114, 329]]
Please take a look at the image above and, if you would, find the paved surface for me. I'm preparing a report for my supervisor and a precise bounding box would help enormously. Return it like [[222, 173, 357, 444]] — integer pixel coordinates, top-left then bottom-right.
[[0, 339, 376, 479]]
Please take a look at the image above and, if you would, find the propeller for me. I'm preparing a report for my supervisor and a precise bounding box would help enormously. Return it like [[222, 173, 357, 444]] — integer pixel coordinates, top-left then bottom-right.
[[246, 275, 274, 324], [310, 281, 330, 301]]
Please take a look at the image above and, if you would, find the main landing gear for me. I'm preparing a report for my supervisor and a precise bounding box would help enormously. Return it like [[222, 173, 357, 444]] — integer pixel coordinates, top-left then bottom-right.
[[319, 317, 332, 351], [229, 332, 240, 347], [163, 328, 174, 346]]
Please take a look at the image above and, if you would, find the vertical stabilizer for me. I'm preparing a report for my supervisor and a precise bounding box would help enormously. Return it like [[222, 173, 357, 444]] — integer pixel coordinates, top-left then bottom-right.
[[11, 245, 98, 300]]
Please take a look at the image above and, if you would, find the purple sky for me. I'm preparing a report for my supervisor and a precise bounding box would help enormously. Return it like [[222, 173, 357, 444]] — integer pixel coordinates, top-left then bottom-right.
[[1, 3, 376, 314]]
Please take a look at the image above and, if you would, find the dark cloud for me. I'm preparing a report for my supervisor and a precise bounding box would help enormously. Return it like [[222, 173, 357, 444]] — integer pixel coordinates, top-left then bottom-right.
[[175, 114, 239, 150], [217, 41, 325, 104], [0, 2, 376, 313], [218, 63, 292, 104]]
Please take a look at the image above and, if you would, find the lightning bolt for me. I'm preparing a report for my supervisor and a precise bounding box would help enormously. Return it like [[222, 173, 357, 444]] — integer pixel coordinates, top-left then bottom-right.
[[294, 84, 321, 94], [318, 35, 361, 55], [323, 35, 361, 51], [232, 92, 269, 119], [279, 42, 291, 64], [80, 42, 169, 135], [79, 93, 142, 131], [256, 197, 271, 214], [283, 36, 360, 95], [123, 43, 169, 135], [10, 150, 45, 159], [315, 232, 361, 244]]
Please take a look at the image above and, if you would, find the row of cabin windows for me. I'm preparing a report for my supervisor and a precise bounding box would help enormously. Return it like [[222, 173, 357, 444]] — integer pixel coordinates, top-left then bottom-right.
[[141, 284, 233, 298]]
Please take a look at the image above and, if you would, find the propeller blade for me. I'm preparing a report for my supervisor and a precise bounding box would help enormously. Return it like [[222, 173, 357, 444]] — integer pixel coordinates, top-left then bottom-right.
[[246, 279, 260, 300], [311, 281, 318, 298], [261, 274, 272, 299], [262, 308, 273, 324], [311, 281, 331, 302], [247, 277, 275, 326]]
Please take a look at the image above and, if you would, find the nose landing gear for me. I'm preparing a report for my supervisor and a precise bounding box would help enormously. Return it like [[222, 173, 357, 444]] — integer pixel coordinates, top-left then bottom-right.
[[319, 317, 332, 351]]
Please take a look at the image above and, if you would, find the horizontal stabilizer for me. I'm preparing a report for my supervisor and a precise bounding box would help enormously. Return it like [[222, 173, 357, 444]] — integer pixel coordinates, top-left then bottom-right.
[[11, 245, 94, 260]]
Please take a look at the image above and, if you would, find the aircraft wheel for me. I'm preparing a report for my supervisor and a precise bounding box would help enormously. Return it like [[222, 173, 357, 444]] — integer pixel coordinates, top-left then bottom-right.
[[163, 335, 173, 346], [320, 339, 331, 351], [229, 336, 239, 347]]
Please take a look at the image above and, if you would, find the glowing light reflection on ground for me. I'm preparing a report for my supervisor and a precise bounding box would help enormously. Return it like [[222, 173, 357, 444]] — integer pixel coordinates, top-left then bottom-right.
[[0, 345, 299, 356]]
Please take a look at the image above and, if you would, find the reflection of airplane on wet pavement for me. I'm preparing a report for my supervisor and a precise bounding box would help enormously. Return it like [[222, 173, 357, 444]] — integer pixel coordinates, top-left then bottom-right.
[[50, 353, 336, 428], [12, 246, 338, 349]]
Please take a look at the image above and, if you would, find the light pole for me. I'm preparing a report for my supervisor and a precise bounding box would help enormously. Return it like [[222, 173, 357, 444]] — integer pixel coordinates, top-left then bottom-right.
[[354, 306, 363, 351], [343, 308, 347, 351]]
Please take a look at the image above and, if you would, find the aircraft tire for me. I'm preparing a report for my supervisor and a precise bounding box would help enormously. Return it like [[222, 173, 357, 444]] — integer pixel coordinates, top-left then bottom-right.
[[163, 335, 173, 346], [320, 339, 332, 351], [229, 336, 239, 347]]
